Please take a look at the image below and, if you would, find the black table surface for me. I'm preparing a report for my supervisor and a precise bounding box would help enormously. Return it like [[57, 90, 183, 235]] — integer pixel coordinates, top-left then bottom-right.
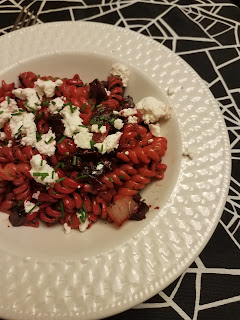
[[0, 1, 240, 319]]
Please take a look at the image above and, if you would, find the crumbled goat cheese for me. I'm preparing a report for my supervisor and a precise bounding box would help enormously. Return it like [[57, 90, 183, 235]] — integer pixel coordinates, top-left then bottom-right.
[[91, 124, 107, 134], [63, 223, 71, 235], [34, 129, 56, 156], [24, 201, 39, 214], [7, 140, 12, 147], [30, 154, 59, 186], [120, 108, 137, 117], [114, 118, 124, 130], [10, 112, 37, 146], [105, 88, 111, 96], [128, 116, 138, 124], [79, 218, 89, 232], [74, 131, 93, 149], [111, 63, 129, 87], [113, 110, 119, 115], [35, 79, 63, 98], [95, 132, 122, 154], [12, 88, 42, 111], [0, 132, 6, 140], [96, 163, 104, 170], [136, 96, 172, 124], [0, 97, 18, 129], [60, 105, 83, 137], [149, 122, 161, 137], [125, 151, 129, 155], [49, 97, 65, 113], [148, 139, 153, 144], [32, 191, 40, 199]]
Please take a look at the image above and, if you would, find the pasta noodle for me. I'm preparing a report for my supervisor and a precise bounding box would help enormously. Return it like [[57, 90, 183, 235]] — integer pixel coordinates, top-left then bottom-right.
[[0, 64, 170, 233]]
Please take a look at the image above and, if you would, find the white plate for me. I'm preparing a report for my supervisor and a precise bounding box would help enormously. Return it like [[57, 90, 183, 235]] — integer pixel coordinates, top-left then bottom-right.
[[0, 22, 230, 320]]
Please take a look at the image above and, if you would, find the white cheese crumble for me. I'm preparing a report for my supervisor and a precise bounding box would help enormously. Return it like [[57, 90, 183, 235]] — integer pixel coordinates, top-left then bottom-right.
[[79, 218, 89, 232], [105, 88, 111, 96], [49, 97, 65, 113], [35, 79, 63, 98], [32, 191, 40, 199], [30, 154, 59, 186], [96, 163, 104, 170], [136, 96, 172, 124], [148, 139, 153, 144], [0, 97, 18, 129], [120, 108, 137, 117], [10, 112, 37, 146], [0, 132, 6, 140], [34, 129, 56, 156], [113, 110, 119, 115], [111, 63, 129, 87], [7, 140, 12, 147], [90, 125, 107, 134], [114, 118, 124, 130], [149, 122, 161, 137], [95, 132, 122, 154], [24, 200, 39, 214], [125, 151, 129, 155], [60, 105, 83, 137], [128, 116, 138, 124], [12, 88, 42, 111], [63, 223, 71, 235], [74, 130, 93, 149]]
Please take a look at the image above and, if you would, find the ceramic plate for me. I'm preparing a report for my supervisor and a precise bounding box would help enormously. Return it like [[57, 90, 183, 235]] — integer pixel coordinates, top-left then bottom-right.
[[0, 22, 231, 320]]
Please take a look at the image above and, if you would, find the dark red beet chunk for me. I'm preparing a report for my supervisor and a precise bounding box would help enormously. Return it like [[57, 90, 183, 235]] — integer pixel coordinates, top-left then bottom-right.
[[121, 95, 135, 109], [9, 206, 26, 227], [48, 114, 65, 141], [61, 156, 81, 171], [89, 79, 107, 105], [129, 201, 149, 221]]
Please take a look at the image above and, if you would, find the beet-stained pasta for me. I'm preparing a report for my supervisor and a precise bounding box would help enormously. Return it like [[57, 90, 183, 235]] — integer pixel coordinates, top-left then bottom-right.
[[0, 63, 172, 233]]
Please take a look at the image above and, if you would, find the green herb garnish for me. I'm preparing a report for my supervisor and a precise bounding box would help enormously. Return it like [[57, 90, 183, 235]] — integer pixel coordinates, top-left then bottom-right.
[[57, 136, 66, 144], [72, 156, 76, 165], [56, 177, 66, 183], [59, 200, 65, 218], [0, 111, 3, 115], [81, 103, 86, 111], [119, 175, 125, 180], [7, 96, 10, 104], [17, 200, 22, 206], [36, 131, 42, 142], [27, 202, 41, 214], [75, 175, 87, 180], [11, 112, 21, 116], [46, 137, 54, 144], [109, 177, 113, 183], [40, 160, 43, 166], [90, 140, 96, 151], [51, 101, 56, 105], [101, 144, 104, 153], [15, 125, 23, 137], [33, 172, 49, 181]]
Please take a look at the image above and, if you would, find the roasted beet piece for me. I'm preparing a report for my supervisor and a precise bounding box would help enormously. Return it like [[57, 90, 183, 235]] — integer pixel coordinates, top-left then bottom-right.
[[9, 206, 27, 227], [76, 149, 100, 162], [121, 95, 135, 109], [62, 156, 81, 171], [89, 79, 107, 105], [48, 114, 65, 141], [129, 201, 149, 221], [92, 106, 117, 122]]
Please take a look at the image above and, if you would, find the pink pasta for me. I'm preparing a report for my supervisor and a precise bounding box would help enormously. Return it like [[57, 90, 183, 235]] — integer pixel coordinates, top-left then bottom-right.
[[0, 66, 170, 232]]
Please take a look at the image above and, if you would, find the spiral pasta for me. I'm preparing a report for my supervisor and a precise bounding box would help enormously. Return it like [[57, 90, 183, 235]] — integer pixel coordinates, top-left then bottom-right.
[[0, 64, 171, 232]]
